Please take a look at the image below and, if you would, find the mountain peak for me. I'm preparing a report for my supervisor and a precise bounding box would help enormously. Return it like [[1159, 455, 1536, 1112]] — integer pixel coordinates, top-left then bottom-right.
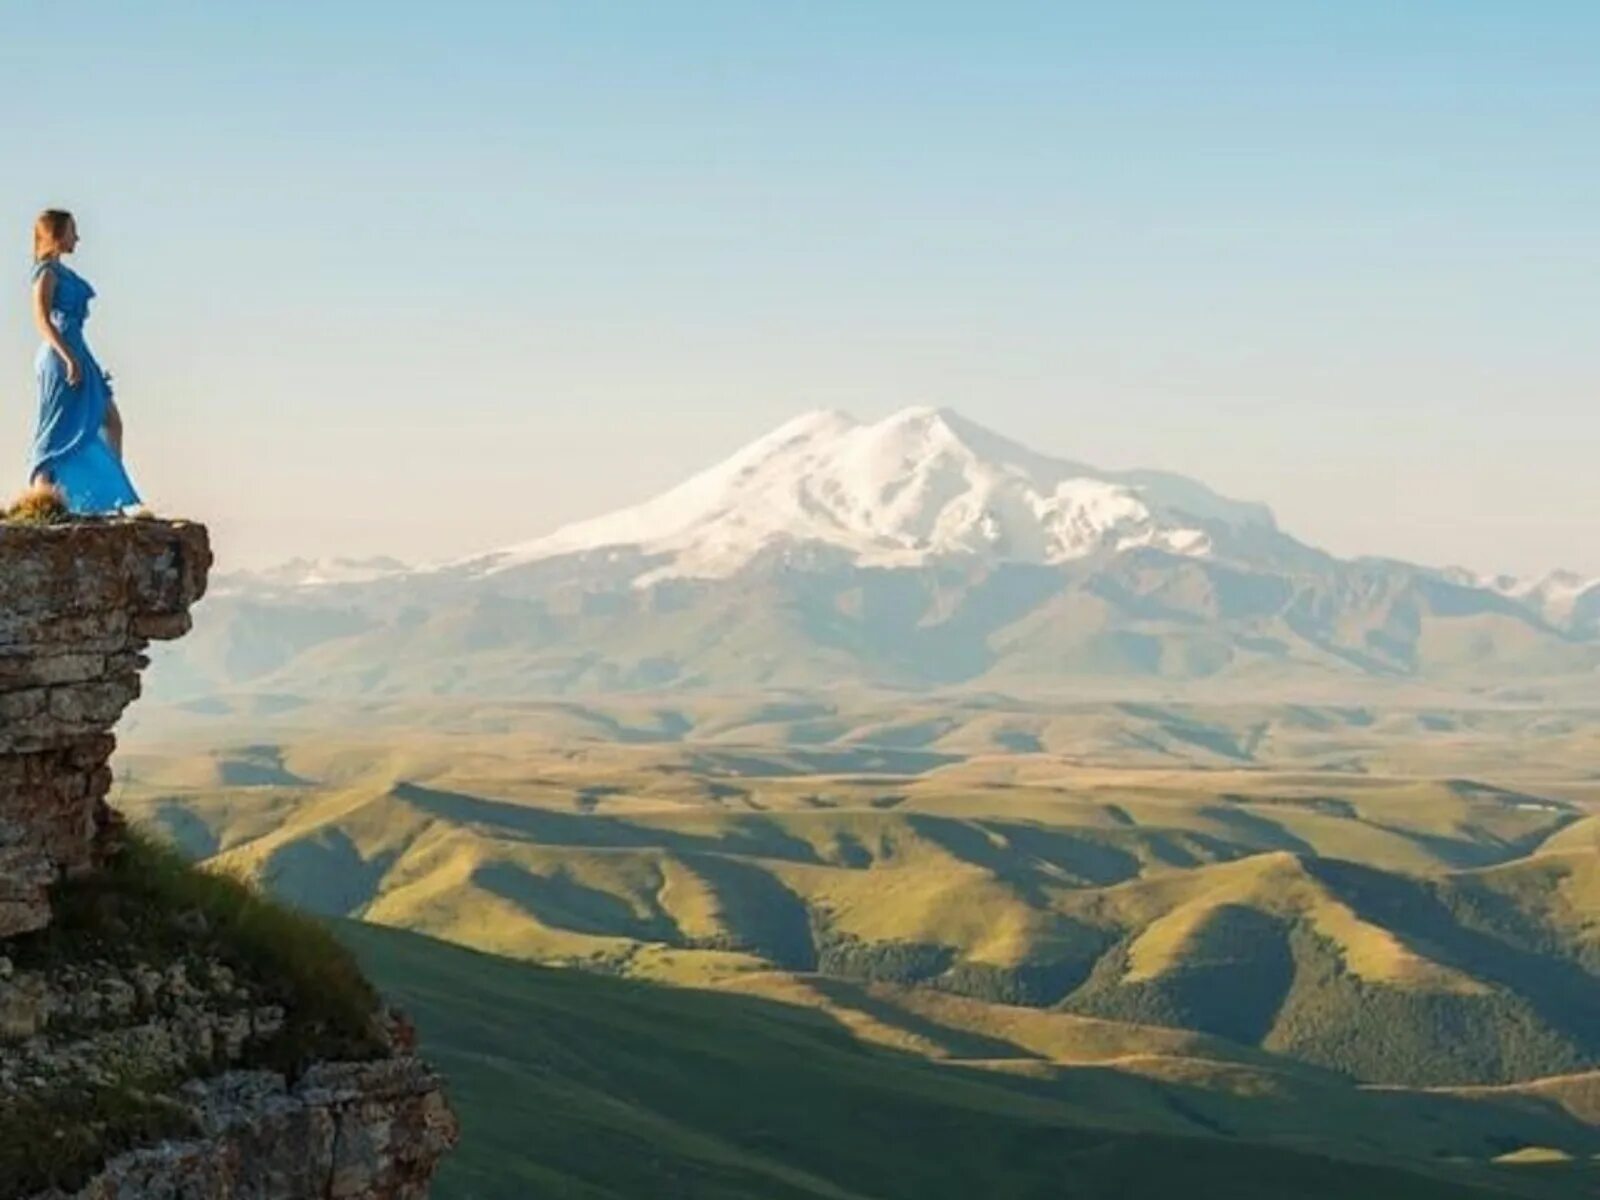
[[864, 404, 1009, 442], [467, 407, 1280, 581], [879, 403, 961, 430], [757, 407, 860, 442]]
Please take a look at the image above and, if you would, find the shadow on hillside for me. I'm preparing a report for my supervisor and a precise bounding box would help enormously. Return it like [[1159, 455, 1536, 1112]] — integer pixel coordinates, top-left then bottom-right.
[[1303, 858, 1600, 1062], [260, 828, 397, 917], [390, 781, 826, 864], [1192, 805, 1319, 857], [803, 976, 1042, 1061], [680, 854, 818, 970], [1116, 704, 1256, 761], [543, 700, 695, 743], [472, 862, 680, 943], [903, 815, 1144, 903], [1062, 906, 1295, 1046], [684, 746, 961, 777], [340, 919, 1600, 1200], [146, 801, 224, 858]]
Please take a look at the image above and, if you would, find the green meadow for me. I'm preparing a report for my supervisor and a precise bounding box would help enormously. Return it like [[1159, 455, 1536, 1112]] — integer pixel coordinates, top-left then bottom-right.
[[343, 920, 1597, 1199], [122, 693, 1600, 1194]]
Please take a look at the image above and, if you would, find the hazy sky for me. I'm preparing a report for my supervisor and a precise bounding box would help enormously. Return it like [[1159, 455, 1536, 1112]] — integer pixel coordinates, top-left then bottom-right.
[[1, 2, 1596, 574]]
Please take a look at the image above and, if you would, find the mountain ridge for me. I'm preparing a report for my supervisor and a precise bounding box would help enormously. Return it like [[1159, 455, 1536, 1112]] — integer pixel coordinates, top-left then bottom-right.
[[160, 408, 1600, 702], [221, 408, 1594, 603], [453, 406, 1286, 584]]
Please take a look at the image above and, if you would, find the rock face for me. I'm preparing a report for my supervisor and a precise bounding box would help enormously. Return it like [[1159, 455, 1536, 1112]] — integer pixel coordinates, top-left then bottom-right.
[[62, 1060, 456, 1200], [1, 520, 457, 1199], [2, 942, 458, 1200], [0, 520, 211, 935], [0, 954, 288, 1090]]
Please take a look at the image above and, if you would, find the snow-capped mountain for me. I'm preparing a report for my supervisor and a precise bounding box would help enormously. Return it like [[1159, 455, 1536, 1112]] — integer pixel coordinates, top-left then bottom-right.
[[460, 407, 1283, 585], [213, 556, 411, 594], [1476, 570, 1600, 631], [148, 407, 1600, 703]]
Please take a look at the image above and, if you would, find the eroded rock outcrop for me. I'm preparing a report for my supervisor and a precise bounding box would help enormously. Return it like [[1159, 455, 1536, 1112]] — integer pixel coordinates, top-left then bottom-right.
[[0, 520, 210, 936], [70, 1060, 457, 1200], [1, 520, 456, 1199]]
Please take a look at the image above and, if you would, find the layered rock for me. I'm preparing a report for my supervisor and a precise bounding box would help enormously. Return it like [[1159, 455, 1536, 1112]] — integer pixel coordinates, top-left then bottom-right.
[[1, 901, 457, 1200], [0, 520, 211, 934], [1, 519, 457, 1198], [64, 1060, 456, 1200]]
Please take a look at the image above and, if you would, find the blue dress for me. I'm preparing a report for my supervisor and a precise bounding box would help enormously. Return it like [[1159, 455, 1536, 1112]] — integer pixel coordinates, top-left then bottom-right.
[[28, 259, 140, 513]]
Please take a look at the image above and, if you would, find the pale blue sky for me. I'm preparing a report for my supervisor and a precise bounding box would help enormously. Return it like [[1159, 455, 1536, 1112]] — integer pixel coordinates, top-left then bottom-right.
[[1, 1, 1596, 573]]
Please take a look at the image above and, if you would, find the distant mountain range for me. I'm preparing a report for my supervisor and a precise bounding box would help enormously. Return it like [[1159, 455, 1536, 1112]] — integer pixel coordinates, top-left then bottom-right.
[[156, 408, 1600, 703]]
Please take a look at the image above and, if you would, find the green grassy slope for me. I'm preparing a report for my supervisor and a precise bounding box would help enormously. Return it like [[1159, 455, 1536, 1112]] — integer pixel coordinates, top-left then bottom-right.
[[127, 741, 1596, 1086], [339, 921, 1578, 1200], [121, 696, 1600, 1192], [1051, 851, 1600, 1084], [1, 835, 387, 1195]]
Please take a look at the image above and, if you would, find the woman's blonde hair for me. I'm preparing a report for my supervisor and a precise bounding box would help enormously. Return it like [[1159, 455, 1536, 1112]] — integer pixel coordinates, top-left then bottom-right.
[[33, 209, 74, 262]]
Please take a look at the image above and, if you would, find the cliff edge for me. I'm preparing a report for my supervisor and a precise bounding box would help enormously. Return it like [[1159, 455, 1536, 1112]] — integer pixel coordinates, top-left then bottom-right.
[[0, 519, 457, 1199]]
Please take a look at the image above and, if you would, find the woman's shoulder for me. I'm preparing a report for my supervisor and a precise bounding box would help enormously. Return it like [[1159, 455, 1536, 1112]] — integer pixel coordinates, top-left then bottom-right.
[[29, 258, 78, 285], [31, 260, 90, 296]]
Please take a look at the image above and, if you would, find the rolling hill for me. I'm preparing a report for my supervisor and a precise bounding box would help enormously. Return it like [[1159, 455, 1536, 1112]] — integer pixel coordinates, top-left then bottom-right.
[[117, 683, 1600, 1194], [342, 919, 1598, 1200], [120, 694, 1600, 1095]]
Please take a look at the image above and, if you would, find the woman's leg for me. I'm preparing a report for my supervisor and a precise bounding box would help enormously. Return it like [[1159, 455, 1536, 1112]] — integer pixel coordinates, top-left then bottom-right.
[[104, 399, 124, 458]]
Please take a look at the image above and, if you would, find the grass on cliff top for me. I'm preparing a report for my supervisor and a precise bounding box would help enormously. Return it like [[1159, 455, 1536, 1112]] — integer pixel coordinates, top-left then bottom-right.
[[0, 481, 69, 524], [0, 1078, 199, 1196], [1, 480, 158, 524], [11, 828, 386, 1070], [0, 832, 385, 1194]]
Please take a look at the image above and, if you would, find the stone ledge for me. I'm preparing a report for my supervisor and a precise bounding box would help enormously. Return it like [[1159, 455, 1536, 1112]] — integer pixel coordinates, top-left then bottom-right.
[[27, 1058, 458, 1200], [0, 519, 210, 936]]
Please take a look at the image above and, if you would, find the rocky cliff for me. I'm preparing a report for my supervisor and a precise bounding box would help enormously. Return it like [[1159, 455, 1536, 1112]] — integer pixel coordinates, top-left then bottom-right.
[[0, 520, 209, 936], [0, 519, 456, 1199]]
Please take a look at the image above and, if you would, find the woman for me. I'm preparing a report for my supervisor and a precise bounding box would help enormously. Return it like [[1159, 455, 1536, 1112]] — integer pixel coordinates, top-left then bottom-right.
[[27, 208, 140, 513]]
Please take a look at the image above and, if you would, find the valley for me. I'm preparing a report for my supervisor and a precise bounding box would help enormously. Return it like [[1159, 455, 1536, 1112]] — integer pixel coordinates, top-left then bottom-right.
[[342, 919, 1595, 1199], [119, 691, 1600, 1192]]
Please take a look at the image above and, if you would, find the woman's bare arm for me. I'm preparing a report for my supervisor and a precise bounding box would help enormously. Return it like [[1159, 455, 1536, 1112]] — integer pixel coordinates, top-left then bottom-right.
[[32, 269, 81, 387]]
